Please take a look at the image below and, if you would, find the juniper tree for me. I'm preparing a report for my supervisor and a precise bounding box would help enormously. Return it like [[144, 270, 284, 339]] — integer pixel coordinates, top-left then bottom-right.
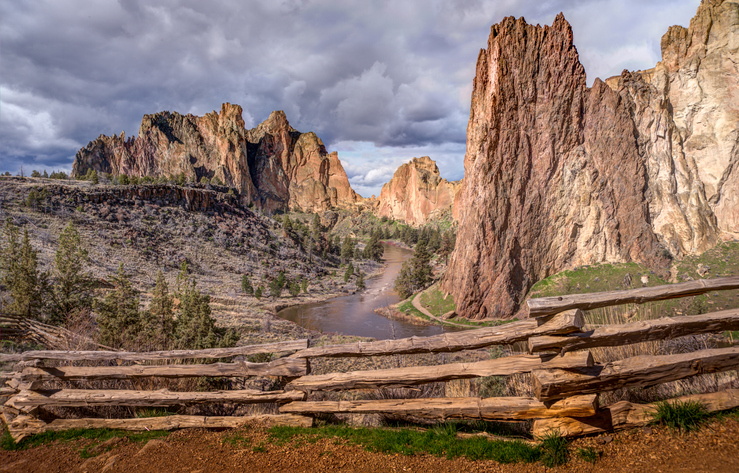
[[343, 262, 354, 282], [341, 236, 354, 263], [356, 271, 366, 290], [95, 263, 141, 348], [0, 222, 49, 321], [144, 270, 175, 348], [50, 221, 94, 324], [241, 274, 254, 295], [288, 280, 301, 297], [174, 275, 238, 349]]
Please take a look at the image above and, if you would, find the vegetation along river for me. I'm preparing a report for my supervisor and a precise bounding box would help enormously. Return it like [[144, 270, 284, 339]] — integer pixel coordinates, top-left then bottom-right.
[[278, 244, 460, 339]]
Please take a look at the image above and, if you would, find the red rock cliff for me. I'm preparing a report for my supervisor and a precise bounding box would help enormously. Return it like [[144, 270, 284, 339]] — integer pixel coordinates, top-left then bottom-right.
[[441, 14, 670, 320], [73, 104, 358, 213], [376, 156, 461, 226]]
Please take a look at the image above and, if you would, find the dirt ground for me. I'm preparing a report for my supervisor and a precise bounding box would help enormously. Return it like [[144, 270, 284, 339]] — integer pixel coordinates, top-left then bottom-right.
[[2, 417, 738, 473]]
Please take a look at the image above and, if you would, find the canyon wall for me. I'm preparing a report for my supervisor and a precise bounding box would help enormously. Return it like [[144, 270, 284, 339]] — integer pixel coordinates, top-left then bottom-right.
[[73, 104, 359, 213], [375, 156, 460, 226]]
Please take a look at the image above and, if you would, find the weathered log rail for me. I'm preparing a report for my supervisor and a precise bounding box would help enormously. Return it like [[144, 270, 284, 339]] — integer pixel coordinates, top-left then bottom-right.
[[2, 276, 739, 442]]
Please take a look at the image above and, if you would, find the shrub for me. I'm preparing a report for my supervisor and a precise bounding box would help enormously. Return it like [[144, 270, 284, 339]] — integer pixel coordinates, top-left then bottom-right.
[[650, 400, 709, 433], [538, 431, 569, 467]]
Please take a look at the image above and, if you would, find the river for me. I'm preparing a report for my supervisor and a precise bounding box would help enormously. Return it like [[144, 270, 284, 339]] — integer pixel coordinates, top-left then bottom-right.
[[277, 244, 454, 339]]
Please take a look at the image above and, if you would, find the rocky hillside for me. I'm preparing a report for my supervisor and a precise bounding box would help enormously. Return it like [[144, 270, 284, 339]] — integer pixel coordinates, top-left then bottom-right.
[[0, 177, 378, 336], [374, 156, 460, 227], [72, 105, 360, 214], [443, 0, 739, 320]]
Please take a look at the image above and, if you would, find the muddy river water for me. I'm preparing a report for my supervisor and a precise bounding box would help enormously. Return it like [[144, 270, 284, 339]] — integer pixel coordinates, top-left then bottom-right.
[[277, 244, 456, 339]]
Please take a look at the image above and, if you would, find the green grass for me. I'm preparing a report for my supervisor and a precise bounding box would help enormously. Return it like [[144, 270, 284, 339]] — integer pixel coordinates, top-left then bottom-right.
[[576, 447, 600, 464], [267, 424, 543, 464], [1, 427, 169, 454], [650, 400, 710, 433], [396, 295, 430, 321], [135, 408, 176, 418], [419, 286, 456, 315], [537, 431, 569, 467], [223, 432, 252, 448], [528, 262, 669, 298]]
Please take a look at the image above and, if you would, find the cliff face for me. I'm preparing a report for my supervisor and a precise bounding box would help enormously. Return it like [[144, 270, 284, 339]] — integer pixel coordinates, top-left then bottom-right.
[[376, 156, 461, 226], [441, 14, 670, 320], [73, 104, 358, 213], [612, 0, 739, 256]]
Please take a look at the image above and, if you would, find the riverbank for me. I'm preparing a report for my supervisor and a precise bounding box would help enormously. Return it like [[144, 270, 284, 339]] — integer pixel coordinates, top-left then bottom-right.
[[275, 244, 453, 339]]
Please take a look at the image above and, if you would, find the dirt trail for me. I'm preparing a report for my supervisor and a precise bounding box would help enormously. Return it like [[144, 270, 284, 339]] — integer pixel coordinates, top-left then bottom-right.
[[2, 417, 738, 473]]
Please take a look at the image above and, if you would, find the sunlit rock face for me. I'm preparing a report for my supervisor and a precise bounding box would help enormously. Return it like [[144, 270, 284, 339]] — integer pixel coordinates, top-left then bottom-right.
[[441, 14, 670, 320], [376, 156, 461, 227], [611, 0, 739, 257], [73, 104, 358, 213], [444, 0, 739, 320]]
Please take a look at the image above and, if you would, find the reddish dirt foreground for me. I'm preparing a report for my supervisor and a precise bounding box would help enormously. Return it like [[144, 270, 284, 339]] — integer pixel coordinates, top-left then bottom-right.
[[1, 418, 738, 473]]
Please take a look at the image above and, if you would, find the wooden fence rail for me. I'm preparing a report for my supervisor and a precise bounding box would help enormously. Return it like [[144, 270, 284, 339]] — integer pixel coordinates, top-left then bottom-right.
[[533, 346, 739, 402], [2, 358, 309, 382], [279, 394, 598, 420], [2, 276, 739, 443], [287, 352, 592, 392], [528, 309, 739, 354], [526, 275, 739, 318], [0, 339, 308, 363]]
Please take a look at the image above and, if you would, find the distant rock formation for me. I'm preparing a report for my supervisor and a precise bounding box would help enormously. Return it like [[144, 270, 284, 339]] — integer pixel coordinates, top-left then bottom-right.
[[444, 0, 739, 320], [73, 104, 359, 213], [375, 156, 460, 226]]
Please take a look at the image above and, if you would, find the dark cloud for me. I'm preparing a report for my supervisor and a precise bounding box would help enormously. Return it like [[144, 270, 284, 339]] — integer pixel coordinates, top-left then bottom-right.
[[1, 0, 700, 195]]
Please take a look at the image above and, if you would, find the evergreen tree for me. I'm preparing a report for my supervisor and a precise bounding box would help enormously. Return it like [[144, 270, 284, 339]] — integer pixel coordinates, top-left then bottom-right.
[[90, 170, 99, 185], [241, 274, 254, 295], [301, 277, 308, 293], [269, 271, 286, 297], [42, 170, 49, 178], [353, 247, 362, 260], [333, 235, 341, 254], [411, 240, 432, 288], [356, 271, 366, 290], [439, 230, 456, 264], [288, 280, 301, 297], [0, 222, 49, 321], [393, 261, 414, 299], [141, 270, 175, 349], [363, 230, 384, 261], [173, 265, 238, 349], [283, 216, 293, 232], [51, 221, 94, 324], [96, 264, 141, 348], [255, 285, 263, 299], [341, 236, 354, 262], [343, 262, 354, 282], [393, 239, 433, 299]]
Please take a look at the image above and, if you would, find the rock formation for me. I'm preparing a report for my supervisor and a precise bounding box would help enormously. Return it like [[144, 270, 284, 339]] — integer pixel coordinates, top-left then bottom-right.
[[444, 0, 739, 320], [375, 156, 461, 226], [610, 0, 739, 256], [73, 104, 359, 213], [442, 14, 671, 319]]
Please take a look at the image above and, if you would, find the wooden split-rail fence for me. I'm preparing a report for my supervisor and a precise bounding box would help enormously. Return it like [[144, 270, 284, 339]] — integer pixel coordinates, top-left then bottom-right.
[[2, 276, 739, 442]]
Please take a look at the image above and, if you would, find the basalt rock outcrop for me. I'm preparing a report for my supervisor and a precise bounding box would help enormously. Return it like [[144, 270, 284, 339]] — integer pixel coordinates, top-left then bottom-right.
[[375, 156, 461, 226], [444, 0, 739, 320], [73, 104, 359, 213]]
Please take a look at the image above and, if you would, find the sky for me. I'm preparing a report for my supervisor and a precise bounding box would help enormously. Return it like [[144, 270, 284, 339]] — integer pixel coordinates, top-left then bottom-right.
[[1, 0, 701, 197]]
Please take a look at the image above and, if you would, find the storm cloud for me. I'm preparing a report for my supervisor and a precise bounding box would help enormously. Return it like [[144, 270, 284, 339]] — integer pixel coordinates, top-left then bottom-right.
[[1, 0, 700, 196]]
